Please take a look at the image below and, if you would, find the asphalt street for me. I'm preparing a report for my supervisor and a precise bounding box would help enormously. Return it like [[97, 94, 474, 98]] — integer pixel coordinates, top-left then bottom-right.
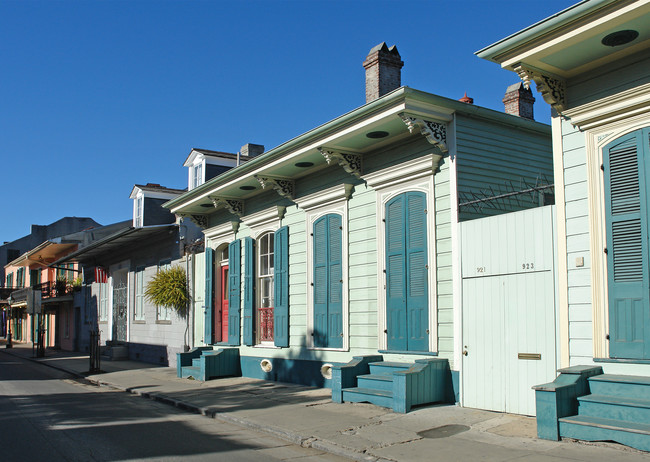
[[0, 350, 347, 462]]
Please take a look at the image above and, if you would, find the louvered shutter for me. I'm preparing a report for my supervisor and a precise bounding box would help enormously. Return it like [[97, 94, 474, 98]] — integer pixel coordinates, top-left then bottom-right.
[[604, 129, 650, 359], [386, 195, 408, 351], [328, 215, 343, 348], [204, 246, 214, 344], [313, 216, 329, 347], [405, 191, 429, 352], [227, 240, 241, 345], [243, 237, 255, 346], [274, 226, 289, 347]]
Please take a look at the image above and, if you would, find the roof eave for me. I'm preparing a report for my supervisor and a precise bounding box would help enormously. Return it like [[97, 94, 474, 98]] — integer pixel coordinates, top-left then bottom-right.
[[475, 0, 614, 64]]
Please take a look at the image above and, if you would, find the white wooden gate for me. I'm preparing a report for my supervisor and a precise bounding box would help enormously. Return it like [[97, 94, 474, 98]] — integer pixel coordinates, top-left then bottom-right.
[[460, 205, 557, 416]]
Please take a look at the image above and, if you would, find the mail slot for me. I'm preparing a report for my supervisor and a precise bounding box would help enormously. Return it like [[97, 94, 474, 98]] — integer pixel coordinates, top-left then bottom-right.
[[518, 353, 541, 360]]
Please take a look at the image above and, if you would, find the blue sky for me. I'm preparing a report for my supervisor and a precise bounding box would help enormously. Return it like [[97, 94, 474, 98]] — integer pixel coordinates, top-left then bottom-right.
[[0, 0, 576, 243]]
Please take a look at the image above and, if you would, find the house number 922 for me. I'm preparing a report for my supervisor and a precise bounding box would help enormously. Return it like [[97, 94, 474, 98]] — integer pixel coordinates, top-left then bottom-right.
[[522, 263, 535, 270]]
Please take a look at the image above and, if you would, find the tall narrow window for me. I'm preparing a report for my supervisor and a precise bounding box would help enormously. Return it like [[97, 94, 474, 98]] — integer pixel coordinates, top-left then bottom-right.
[[134, 266, 145, 321], [99, 283, 109, 322], [257, 232, 274, 342], [135, 196, 143, 227], [157, 259, 172, 321], [192, 163, 203, 189]]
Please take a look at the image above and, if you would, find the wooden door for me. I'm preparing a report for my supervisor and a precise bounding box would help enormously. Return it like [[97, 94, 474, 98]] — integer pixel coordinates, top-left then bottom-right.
[[221, 265, 229, 341]]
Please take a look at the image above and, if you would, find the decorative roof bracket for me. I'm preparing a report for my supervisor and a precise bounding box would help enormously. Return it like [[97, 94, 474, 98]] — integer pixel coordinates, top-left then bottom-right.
[[254, 175, 295, 200], [179, 214, 209, 230], [318, 148, 363, 178], [209, 196, 244, 217], [399, 114, 448, 153], [514, 64, 566, 113]]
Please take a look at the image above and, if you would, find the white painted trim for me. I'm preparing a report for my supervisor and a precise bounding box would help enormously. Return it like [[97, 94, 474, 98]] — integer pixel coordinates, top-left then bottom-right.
[[564, 82, 650, 131], [304, 199, 349, 351], [449, 118, 462, 373], [294, 183, 353, 211], [368, 156, 438, 353], [240, 206, 285, 232], [583, 111, 650, 360], [553, 116, 570, 368], [170, 103, 451, 214]]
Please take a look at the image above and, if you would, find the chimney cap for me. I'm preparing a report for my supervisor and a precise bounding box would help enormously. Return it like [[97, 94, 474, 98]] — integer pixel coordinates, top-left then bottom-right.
[[459, 92, 474, 104]]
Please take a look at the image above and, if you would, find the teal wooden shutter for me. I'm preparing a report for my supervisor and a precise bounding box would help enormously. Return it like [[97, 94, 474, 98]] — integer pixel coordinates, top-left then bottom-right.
[[604, 129, 650, 359], [386, 195, 408, 351], [204, 246, 214, 344], [274, 226, 289, 347], [405, 191, 428, 352], [227, 240, 241, 345], [328, 215, 343, 348], [313, 216, 329, 347], [243, 237, 255, 346]]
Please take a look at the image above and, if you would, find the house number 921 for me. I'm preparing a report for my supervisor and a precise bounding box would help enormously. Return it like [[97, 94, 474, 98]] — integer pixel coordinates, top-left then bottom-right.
[[476, 267, 486, 273], [522, 263, 534, 270]]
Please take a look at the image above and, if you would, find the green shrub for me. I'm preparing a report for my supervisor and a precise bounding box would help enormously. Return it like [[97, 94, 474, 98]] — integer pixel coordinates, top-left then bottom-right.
[[145, 266, 188, 317]]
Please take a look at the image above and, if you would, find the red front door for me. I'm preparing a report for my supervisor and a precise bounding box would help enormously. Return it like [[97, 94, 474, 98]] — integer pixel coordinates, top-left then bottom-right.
[[221, 265, 229, 341]]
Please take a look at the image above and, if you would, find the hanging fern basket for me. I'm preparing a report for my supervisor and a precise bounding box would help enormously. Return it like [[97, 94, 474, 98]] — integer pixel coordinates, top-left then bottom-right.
[[145, 266, 189, 317]]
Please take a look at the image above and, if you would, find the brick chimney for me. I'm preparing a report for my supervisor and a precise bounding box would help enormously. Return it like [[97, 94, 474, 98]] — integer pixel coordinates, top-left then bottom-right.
[[239, 143, 264, 158], [363, 43, 404, 103], [503, 82, 535, 120]]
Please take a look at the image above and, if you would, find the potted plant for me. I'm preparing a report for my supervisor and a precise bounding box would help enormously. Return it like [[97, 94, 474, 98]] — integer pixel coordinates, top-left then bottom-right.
[[145, 266, 189, 317], [55, 277, 68, 297]]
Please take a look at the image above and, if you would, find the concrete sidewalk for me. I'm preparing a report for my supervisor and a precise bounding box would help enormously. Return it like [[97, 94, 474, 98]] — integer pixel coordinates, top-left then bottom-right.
[[2, 342, 648, 462]]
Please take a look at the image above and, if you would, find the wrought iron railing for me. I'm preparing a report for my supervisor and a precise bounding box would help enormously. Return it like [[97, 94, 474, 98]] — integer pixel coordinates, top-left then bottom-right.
[[35, 280, 74, 299]]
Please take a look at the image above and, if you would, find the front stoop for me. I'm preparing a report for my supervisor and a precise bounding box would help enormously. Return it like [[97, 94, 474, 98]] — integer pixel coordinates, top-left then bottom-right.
[[177, 347, 240, 381], [535, 367, 650, 452], [333, 356, 450, 413]]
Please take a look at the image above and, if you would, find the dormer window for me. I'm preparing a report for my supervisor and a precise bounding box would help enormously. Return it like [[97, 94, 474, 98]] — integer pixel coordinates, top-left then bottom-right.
[[192, 163, 203, 190]]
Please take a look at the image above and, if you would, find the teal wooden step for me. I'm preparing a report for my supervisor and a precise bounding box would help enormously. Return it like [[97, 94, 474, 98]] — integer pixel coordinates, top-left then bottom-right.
[[342, 387, 394, 409], [559, 415, 650, 452], [588, 374, 650, 398], [369, 361, 411, 375], [181, 366, 200, 379], [578, 394, 650, 424], [357, 374, 394, 391], [192, 358, 201, 367]]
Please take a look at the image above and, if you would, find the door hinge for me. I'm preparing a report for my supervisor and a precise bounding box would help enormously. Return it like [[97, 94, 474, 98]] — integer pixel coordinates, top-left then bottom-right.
[[601, 164, 604, 171], [604, 247, 608, 254], [606, 334, 610, 340]]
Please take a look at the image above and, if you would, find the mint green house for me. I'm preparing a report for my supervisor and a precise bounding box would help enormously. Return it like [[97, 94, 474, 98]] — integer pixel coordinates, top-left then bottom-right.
[[167, 43, 552, 413], [479, 0, 650, 451]]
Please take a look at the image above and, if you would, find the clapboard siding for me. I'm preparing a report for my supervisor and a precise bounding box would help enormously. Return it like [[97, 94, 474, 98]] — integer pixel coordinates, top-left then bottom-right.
[[560, 118, 594, 364], [568, 49, 650, 108], [455, 114, 552, 222], [434, 158, 453, 361]]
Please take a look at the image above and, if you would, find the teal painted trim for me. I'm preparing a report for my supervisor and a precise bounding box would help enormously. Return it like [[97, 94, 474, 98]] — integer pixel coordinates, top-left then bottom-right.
[[392, 358, 450, 413], [273, 226, 289, 347], [239, 356, 340, 388], [243, 237, 254, 346], [176, 346, 212, 378], [594, 357, 650, 364], [227, 240, 241, 345], [204, 247, 214, 344], [559, 416, 650, 452], [533, 366, 603, 440], [331, 355, 383, 403], [198, 348, 241, 381], [378, 350, 438, 356]]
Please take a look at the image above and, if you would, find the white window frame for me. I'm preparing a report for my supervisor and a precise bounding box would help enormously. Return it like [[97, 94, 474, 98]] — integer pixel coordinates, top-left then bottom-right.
[[364, 155, 440, 353], [296, 184, 352, 351], [192, 163, 203, 190], [156, 259, 173, 322], [240, 206, 285, 347], [99, 282, 109, 322], [134, 266, 145, 321], [134, 194, 143, 228]]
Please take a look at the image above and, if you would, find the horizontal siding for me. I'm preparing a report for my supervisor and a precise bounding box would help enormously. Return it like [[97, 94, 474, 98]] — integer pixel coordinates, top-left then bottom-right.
[[435, 160, 453, 361], [568, 49, 650, 108], [455, 114, 552, 222], [560, 119, 594, 366]]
